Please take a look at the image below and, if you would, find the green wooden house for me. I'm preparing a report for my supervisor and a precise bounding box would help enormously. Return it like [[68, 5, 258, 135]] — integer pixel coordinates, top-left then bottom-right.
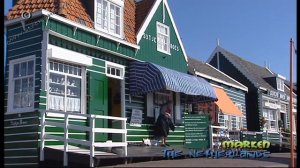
[[4, 0, 217, 167]]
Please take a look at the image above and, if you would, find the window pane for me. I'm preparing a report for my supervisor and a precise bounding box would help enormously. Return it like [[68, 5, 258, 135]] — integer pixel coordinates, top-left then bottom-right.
[[22, 78, 28, 92], [59, 63, 64, 72], [116, 7, 120, 16], [50, 62, 53, 70], [107, 67, 110, 74], [78, 68, 81, 76], [54, 62, 58, 71], [27, 61, 34, 75], [73, 67, 78, 75], [14, 79, 21, 93], [13, 94, 21, 108], [69, 66, 73, 74], [64, 64, 69, 73], [21, 62, 27, 76], [111, 68, 115, 75], [14, 64, 20, 78], [28, 77, 34, 92], [116, 69, 120, 76]]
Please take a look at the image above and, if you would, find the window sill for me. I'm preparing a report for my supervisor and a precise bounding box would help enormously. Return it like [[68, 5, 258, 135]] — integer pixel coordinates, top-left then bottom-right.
[[46, 112, 87, 119]]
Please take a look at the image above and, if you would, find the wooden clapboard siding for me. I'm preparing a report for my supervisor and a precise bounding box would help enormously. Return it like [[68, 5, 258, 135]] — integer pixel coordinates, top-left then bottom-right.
[[4, 17, 44, 167], [45, 19, 136, 58]]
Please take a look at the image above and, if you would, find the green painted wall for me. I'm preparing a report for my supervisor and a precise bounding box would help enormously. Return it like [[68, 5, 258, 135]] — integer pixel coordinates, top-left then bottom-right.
[[4, 17, 44, 167], [44, 19, 136, 58], [136, 1, 187, 72]]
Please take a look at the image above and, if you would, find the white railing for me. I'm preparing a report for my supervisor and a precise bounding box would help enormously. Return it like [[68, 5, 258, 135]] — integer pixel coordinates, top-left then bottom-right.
[[40, 110, 127, 167], [209, 125, 229, 149]]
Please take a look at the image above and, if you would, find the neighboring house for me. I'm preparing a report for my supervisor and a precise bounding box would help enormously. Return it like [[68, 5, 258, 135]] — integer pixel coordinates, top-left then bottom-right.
[[4, 0, 217, 166], [188, 57, 248, 132], [207, 46, 297, 140]]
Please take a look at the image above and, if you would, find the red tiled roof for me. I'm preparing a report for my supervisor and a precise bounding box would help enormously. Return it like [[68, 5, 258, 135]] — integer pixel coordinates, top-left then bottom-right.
[[7, 0, 59, 20], [124, 0, 136, 44], [7, 0, 94, 28], [135, 0, 156, 34], [7, 0, 157, 45]]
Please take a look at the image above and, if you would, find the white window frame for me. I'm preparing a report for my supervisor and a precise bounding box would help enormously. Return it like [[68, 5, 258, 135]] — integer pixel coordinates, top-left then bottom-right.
[[7, 55, 36, 114], [156, 22, 171, 55], [94, 0, 124, 38], [277, 78, 284, 92], [263, 108, 277, 131], [46, 60, 86, 116], [106, 61, 125, 80]]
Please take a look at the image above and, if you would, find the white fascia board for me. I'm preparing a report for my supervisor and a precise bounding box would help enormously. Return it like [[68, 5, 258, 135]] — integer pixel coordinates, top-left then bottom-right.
[[4, 9, 140, 50], [136, 0, 188, 62], [195, 71, 248, 92], [259, 86, 268, 91], [47, 44, 93, 66], [205, 63, 248, 92], [276, 74, 286, 80]]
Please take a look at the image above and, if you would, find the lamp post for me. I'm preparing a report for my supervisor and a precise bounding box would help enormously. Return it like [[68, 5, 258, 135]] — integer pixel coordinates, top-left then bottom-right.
[[289, 38, 295, 168]]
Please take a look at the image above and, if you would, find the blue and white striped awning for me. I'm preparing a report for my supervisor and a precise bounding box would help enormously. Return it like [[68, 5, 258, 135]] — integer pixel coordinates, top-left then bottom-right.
[[129, 61, 217, 102]]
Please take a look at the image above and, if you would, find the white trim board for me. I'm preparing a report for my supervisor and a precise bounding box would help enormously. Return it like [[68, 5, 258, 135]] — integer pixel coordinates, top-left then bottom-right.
[[195, 71, 248, 92], [47, 44, 93, 66], [136, 0, 188, 62]]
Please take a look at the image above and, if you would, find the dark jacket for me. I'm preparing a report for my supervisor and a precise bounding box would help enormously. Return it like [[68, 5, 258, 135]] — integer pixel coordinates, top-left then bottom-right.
[[154, 113, 175, 137]]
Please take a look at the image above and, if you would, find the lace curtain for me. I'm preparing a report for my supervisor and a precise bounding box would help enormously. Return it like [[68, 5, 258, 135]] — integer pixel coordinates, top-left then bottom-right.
[[48, 95, 80, 112]]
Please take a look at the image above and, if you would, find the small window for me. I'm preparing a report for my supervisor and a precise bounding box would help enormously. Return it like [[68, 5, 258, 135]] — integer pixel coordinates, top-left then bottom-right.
[[157, 22, 170, 54], [277, 78, 284, 92], [8, 56, 35, 113], [106, 61, 124, 79]]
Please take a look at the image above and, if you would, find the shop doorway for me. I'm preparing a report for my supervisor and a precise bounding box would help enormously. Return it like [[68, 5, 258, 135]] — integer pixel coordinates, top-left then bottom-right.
[[108, 78, 122, 141]]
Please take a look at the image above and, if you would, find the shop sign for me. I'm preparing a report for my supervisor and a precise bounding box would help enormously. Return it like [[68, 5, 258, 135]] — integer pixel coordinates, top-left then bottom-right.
[[130, 109, 143, 127], [184, 114, 209, 149], [267, 90, 287, 101], [264, 102, 280, 109]]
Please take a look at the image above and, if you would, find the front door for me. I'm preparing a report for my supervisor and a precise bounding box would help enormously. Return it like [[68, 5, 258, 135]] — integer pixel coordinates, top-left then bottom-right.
[[88, 71, 108, 141]]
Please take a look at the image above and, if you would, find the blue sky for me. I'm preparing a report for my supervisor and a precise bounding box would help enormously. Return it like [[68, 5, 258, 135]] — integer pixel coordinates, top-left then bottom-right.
[[4, 0, 297, 82]]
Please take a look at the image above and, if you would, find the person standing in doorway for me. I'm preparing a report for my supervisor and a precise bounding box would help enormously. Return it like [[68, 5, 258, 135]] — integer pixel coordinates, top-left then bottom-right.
[[154, 101, 175, 147]]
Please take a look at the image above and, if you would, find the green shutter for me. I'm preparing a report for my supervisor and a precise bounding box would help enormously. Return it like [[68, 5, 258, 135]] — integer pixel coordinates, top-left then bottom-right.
[[88, 71, 108, 141]]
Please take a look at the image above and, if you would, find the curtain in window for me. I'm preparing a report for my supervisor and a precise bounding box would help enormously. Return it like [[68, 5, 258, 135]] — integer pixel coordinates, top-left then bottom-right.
[[48, 95, 64, 111], [66, 97, 81, 112]]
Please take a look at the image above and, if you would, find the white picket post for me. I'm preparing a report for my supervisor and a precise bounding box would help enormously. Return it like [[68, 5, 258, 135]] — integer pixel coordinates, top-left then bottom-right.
[[40, 111, 45, 161], [63, 113, 69, 167], [90, 115, 95, 167]]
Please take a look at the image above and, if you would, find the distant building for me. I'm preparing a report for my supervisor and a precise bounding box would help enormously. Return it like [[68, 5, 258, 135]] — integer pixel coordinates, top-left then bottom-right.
[[188, 57, 248, 131], [207, 46, 297, 138]]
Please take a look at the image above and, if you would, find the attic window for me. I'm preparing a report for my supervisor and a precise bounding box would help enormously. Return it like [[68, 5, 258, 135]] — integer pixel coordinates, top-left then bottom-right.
[[76, 18, 86, 26], [156, 22, 170, 55], [277, 78, 284, 92], [94, 0, 124, 38]]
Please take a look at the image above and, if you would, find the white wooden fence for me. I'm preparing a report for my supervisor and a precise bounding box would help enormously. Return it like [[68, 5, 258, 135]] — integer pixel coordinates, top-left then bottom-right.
[[40, 110, 127, 167]]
